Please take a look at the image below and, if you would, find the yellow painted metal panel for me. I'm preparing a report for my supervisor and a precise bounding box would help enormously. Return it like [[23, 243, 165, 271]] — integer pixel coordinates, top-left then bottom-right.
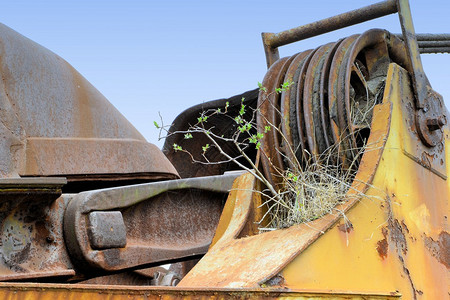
[[281, 63, 448, 299]]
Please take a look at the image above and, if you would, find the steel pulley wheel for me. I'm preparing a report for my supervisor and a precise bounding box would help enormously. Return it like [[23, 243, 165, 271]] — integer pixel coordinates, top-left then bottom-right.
[[269, 54, 298, 177], [280, 50, 313, 170], [257, 56, 290, 188], [319, 39, 343, 152], [303, 42, 335, 161], [334, 29, 409, 167], [335, 30, 388, 167], [327, 35, 359, 148], [327, 35, 359, 166], [293, 49, 317, 165]]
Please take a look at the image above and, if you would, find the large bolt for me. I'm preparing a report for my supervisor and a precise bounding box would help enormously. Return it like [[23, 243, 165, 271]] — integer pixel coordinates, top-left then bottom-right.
[[426, 115, 447, 131], [160, 273, 181, 286]]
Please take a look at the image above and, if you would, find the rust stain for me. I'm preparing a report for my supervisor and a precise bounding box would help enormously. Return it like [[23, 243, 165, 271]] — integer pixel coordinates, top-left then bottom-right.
[[69, 66, 94, 138], [424, 231, 449, 269], [337, 221, 353, 233], [376, 227, 388, 259], [400, 220, 409, 234], [385, 196, 417, 299], [388, 218, 407, 256], [419, 151, 433, 169]]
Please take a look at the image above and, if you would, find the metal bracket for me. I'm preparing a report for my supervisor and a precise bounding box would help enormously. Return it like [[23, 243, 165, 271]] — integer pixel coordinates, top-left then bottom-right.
[[396, 0, 446, 147], [0, 177, 75, 281], [261, 0, 448, 148], [63, 171, 244, 272]]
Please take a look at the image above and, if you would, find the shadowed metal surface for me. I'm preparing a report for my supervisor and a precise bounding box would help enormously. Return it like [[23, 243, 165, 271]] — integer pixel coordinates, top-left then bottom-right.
[[163, 89, 259, 178], [0, 179, 75, 281]]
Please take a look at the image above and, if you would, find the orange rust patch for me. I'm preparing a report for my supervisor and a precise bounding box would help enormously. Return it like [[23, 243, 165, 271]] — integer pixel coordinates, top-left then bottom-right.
[[377, 227, 389, 259], [376, 239, 388, 259]]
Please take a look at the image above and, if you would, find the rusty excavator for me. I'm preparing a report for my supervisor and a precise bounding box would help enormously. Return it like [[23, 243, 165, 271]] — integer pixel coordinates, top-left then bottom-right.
[[0, 0, 447, 299]]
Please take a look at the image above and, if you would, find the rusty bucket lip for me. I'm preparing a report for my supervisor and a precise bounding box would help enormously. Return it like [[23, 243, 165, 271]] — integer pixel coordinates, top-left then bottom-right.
[[0, 282, 401, 299], [0, 281, 402, 298]]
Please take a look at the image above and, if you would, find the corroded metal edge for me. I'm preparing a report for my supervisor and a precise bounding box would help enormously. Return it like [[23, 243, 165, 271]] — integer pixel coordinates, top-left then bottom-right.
[[0, 282, 401, 299]]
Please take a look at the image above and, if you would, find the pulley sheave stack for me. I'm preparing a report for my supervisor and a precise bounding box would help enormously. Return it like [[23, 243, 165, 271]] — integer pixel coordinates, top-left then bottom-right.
[[257, 29, 410, 187]]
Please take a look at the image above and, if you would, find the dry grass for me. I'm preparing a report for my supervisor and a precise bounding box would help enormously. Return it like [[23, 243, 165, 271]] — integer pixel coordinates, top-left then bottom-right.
[[258, 144, 365, 231], [350, 72, 386, 128]]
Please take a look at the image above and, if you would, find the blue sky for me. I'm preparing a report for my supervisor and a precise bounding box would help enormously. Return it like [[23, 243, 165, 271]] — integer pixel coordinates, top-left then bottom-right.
[[2, 1, 449, 147]]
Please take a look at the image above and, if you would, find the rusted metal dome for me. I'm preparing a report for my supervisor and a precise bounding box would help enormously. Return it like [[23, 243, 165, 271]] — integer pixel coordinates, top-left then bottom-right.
[[0, 23, 178, 182]]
